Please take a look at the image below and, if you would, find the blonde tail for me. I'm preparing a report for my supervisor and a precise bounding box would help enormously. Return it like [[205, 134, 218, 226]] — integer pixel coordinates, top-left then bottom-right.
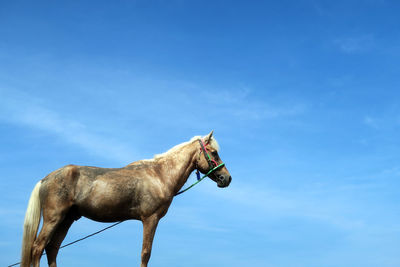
[[20, 181, 42, 267]]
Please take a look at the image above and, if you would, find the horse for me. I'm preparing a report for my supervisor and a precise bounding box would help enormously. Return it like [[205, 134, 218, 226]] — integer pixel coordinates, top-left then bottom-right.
[[20, 131, 232, 267]]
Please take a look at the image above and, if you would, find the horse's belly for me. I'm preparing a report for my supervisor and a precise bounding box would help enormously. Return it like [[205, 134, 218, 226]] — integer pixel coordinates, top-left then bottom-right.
[[74, 179, 142, 222], [74, 176, 170, 222], [76, 194, 141, 221], [77, 205, 140, 222]]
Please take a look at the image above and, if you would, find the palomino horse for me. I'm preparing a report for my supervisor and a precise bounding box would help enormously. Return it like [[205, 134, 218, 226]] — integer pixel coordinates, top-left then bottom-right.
[[21, 131, 231, 267]]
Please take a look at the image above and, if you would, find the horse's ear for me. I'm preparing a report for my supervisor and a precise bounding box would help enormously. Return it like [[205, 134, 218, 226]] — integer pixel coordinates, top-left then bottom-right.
[[204, 130, 214, 144]]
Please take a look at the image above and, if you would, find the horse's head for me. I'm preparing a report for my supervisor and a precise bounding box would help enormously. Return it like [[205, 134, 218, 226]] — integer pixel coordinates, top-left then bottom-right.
[[196, 131, 232, 188]]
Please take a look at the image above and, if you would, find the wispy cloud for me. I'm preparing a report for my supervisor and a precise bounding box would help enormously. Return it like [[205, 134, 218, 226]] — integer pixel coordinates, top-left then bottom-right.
[[167, 205, 230, 233], [198, 87, 307, 121], [381, 166, 400, 177], [0, 88, 137, 164], [362, 113, 400, 132], [364, 115, 379, 129], [197, 180, 386, 232], [0, 207, 25, 227], [334, 34, 375, 53]]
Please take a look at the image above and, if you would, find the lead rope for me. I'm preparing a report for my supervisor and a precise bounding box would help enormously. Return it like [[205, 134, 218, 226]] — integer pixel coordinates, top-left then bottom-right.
[[7, 222, 123, 267]]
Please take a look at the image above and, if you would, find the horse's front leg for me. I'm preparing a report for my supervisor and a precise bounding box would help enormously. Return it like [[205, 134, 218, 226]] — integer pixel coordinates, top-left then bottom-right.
[[140, 215, 159, 267]]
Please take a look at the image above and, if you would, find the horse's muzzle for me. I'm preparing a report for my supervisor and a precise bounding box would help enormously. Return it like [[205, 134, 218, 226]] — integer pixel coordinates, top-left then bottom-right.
[[217, 175, 232, 188]]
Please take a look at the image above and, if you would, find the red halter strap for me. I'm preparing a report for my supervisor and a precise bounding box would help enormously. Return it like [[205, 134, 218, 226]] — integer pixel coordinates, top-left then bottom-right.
[[199, 139, 219, 169]]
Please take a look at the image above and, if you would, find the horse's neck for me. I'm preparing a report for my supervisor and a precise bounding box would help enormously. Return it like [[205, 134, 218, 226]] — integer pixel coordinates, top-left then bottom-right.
[[160, 142, 198, 195]]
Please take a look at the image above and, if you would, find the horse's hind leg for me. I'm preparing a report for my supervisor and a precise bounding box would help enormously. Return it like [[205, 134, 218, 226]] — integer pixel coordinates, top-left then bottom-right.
[[31, 165, 78, 266], [31, 218, 63, 267], [45, 214, 74, 267], [31, 206, 70, 267]]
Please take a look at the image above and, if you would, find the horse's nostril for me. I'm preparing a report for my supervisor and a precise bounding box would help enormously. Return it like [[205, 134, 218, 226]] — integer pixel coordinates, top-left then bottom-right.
[[228, 176, 232, 183]]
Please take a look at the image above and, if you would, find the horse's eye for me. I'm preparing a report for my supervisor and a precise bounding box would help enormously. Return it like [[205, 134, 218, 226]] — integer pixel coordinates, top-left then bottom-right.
[[211, 151, 219, 160]]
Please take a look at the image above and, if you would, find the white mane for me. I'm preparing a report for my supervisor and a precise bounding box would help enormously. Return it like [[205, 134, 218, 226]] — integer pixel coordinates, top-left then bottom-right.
[[154, 134, 220, 159]]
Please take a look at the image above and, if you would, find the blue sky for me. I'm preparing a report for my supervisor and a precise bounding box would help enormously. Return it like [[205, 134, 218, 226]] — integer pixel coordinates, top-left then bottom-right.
[[1, 1, 400, 266]]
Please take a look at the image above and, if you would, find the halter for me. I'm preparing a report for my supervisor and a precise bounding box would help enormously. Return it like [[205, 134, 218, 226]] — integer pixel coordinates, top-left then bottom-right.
[[175, 138, 225, 196], [198, 138, 225, 173]]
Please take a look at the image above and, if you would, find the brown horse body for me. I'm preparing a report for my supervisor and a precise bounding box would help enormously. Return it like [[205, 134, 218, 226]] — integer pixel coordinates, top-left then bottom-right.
[[21, 132, 231, 267]]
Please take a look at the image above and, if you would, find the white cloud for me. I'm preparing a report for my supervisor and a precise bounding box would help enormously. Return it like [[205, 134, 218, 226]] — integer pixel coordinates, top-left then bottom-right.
[[364, 115, 379, 129], [196, 180, 384, 232], [381, 166, 400, 177], [0, 88, 137, 164], [197, 88, 307, 121], [167, 205, 230, 233], [0, 207, 25, 226], [334, 34, 375, 53]]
